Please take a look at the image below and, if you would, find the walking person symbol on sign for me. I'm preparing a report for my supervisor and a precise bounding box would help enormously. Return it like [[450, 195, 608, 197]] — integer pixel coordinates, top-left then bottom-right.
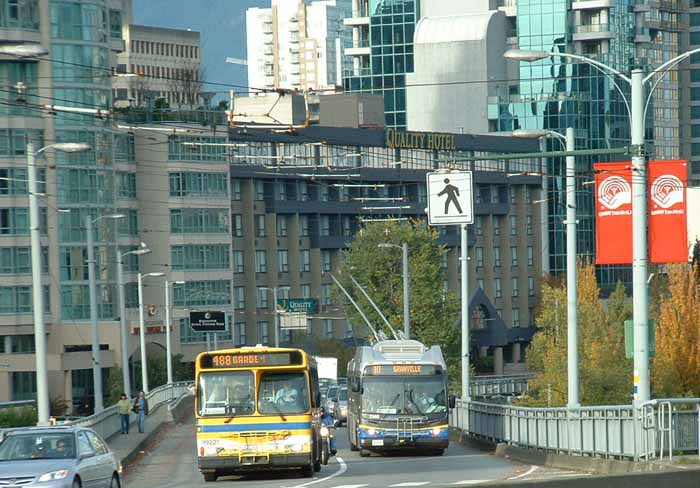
[[438, 178, 463, 214], [426, 171, 474, 225]]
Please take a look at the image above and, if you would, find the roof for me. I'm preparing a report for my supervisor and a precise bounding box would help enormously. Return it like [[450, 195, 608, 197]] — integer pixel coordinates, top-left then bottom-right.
[[415, 12, 499, 45]]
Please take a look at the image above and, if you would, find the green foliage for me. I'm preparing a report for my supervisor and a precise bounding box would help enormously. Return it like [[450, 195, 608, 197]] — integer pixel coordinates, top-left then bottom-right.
[[523, 263, 632, 406], [0, 407, 37, 428], [335, 220, 460, 382], [109, 353, 194, 401]]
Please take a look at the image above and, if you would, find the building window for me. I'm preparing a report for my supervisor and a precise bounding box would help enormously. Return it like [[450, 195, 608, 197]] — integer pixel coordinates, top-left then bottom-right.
[[300, 216, 310, 237], [321, 250, 332, 272], [255, 215, 266, 237], [172, 281, 231, 308], [256, 287, 269, 309], [301, 284, 311, 298], [255, 181, 265, 200], [233, 214, 243, 237], [320, 216, 330, 237], [321, 283, 332, 306], [10, 335, 34, 353], [117, 172, 136, 199], [278, 250, 289, 273], [169, 172, 228, 197], [11, 371, 36, 401], [527, 246, 534, 266], [475, 216, 483, 236], [167, 135, 227, 162], [257, 321, 269, 344], [510, 246, 518, 266], [300, 250, 311, 272], [170, 209, 229, 234], [475, 247, 484, 267], [528, 277, 535, 297], [255, 250, 267, 273], [299, 181, 309, 201], [1, 0, 39, 30], [527, 215, 533, 235], [109, 9, 122, 38], [512, 308, 520, 327], [277, 216, 288, 237], [477, 278, 484, 290], [510, 215, 517, 235], [510, 187, 516, 204], [235, 322, 246, 346], [234, 287, 245, 309], [493, 247, 501, 268], [233, 251, 244, 273], [495, 278, 502, 298], [0, 246, 47, 274], [323, 319, 334, 338], [493, 217, 501, 236], [511, 278, 519, 297], [171, 244, 230, 271], [526, 187, 532, 204], [232, 180, 242, 200]]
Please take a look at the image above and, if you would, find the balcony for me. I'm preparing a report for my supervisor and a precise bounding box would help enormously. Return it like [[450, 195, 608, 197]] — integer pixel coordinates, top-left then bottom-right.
[[345, 46, 371, 56], [344, 17, 370, 26], [636, 0, 686, 11], [573, 23, 615, 41], [572, 0, 613, 9]]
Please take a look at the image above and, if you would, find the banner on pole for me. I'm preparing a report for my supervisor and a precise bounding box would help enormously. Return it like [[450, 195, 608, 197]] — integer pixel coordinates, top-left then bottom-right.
[[648, 160, 688, 263], [594, 162, 633, 264]]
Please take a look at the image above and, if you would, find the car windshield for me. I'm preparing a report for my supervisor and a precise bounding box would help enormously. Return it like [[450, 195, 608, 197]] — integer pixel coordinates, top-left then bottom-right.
[[338, 388, 348, 401], [258, 371, 310, 415], [198, 371, 255, 416], [0, 433, 76, 461], [327, 386, 338, 400], [361, 376, 447, 415]]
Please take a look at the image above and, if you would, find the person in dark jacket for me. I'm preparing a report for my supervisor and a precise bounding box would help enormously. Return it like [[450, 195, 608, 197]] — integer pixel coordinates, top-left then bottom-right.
[[320, 407, 336, 455], [133, 391, 149, 433]]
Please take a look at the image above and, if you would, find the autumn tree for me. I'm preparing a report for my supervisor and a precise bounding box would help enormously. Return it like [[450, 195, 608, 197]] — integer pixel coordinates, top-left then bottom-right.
[[334, 220, 461, 385], [523, 263, 632, 406], [652, 263, 700, 397]]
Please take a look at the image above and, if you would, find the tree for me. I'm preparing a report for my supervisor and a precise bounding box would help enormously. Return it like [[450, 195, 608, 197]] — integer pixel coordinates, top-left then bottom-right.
[[168, 66, 205, 108], [652, 263, 700, 397], [334, 220, 461, 384], [522, 262, 632, 406]]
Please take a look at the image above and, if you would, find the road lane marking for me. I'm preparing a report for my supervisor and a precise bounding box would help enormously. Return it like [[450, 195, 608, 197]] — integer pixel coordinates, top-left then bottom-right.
[[288, 456, 348, 488], [452, 481, 493, 486], [526, 473, 593, 480], [327, 485, 368, 488], [508, 465, 538, 480], [389, 483, 431, 487]]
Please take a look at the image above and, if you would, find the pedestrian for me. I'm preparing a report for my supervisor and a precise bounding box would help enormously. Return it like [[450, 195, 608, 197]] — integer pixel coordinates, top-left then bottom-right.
[[117, 393, 131, 434], [132, 391, 149, 433]]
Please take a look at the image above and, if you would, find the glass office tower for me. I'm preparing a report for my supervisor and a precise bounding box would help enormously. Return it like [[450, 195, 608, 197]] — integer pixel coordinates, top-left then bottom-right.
[[343, 0, 418, 129]]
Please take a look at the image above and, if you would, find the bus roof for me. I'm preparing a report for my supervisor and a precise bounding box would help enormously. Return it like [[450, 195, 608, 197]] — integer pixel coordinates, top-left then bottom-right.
[[195, 347, 316, 371], [348, 339, 446, 374]]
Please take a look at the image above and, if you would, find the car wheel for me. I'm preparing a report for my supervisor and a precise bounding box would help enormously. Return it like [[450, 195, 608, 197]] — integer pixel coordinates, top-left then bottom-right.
[[72, 477, 82, 488], [110, 474, 121, 488], [359, 448, 371, 457], [203, 472, 217, 482], [301, 463, 314, 478]]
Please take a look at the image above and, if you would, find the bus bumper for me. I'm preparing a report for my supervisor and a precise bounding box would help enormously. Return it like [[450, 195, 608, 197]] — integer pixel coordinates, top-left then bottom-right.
[[198, 453, 311, 472], [358, 426, 449, 451]]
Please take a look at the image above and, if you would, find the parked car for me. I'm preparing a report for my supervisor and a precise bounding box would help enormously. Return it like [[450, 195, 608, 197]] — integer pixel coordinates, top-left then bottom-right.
[[0, 426, 122, 488], [325, 385, 340, 416], [332, 386, 348, 426]]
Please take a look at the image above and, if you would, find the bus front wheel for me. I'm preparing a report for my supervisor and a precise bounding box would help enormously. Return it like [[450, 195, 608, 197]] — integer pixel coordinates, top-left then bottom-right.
[[301, 463, 314, 478], [202, 472, 217, 482]]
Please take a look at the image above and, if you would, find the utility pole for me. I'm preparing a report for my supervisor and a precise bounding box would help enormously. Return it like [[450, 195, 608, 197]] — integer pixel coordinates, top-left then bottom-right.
[[461, 224, 470, 402], [565, 127, 580, 409], [85, 216, 104, 413], [402, 242, 409, 339]]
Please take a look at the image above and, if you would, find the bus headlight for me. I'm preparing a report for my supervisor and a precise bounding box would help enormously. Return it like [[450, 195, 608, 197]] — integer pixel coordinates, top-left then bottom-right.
[[367, 428, 376, 436], [432, 427, 442, 436]]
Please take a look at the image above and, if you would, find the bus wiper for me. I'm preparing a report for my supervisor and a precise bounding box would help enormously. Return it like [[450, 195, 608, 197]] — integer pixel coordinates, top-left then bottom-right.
[[269, 401, 287, 422], [407, 389, 424, 415], [389, 393, 400, 407]]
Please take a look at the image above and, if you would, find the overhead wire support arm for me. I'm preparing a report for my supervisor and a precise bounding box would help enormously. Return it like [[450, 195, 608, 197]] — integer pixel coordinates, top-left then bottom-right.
[[326, 272, 380, 343], [348, 274, 400, 340]]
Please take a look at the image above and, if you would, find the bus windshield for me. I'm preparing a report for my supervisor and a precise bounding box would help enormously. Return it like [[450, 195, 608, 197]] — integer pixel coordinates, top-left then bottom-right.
[[361, 375, 447, 415], [198, 371, 255, 416], [258, 371, 310, 415]]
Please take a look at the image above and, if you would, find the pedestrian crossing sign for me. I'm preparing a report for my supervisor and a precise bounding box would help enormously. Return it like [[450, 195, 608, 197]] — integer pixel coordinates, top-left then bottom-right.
[[426, 171, 474, 225]]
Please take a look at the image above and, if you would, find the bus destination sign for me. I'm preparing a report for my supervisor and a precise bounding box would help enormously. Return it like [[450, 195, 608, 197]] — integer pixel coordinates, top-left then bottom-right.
[[364, 364, 442, 376], [200, 350, 303, 369]]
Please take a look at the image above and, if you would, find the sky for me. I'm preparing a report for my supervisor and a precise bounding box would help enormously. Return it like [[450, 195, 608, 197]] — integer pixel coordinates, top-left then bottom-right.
[[133, 0, 267, 102]]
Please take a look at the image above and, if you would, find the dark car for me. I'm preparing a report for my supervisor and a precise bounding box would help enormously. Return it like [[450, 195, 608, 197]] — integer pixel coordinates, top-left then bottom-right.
[[0, 426, 122, 488], [332, 387, 348, 426]]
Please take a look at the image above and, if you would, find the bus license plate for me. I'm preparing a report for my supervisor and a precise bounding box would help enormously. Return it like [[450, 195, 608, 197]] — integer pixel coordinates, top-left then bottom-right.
[[371, 439, 384, 447]]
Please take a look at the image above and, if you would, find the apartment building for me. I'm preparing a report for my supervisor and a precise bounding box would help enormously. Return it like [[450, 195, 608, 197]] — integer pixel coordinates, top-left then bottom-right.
[[114, 24, 201, 108], [246, 0, 351, 93]]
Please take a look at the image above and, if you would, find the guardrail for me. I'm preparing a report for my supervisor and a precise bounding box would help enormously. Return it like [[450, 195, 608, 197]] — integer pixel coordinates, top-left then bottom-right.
[[451, 396, 700, 461], [67, 381, 193, 441], [0, 399, 36, 410], [471, 375, 532, 398]]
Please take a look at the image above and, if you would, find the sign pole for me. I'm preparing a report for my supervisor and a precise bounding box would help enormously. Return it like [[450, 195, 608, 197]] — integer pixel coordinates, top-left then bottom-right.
[[206, 333, 211, 351], [213, 333, 218, 350], [461, 224, 471, 402]]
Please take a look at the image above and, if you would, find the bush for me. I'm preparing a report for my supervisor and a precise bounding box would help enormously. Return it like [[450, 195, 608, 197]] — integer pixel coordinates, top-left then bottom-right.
[[0, 407, 38, 428]]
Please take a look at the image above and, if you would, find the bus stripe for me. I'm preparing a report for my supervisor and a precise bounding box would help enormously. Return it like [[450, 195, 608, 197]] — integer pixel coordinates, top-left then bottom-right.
[[200, 422, 312, 432]]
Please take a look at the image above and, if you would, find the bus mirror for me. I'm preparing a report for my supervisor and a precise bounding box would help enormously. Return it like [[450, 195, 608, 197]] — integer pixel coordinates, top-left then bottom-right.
[[448, 396, 456, 409], [351, 381, 360, 393]]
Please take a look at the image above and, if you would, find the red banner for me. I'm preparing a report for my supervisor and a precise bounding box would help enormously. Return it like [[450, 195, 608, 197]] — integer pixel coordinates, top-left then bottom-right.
[[595, 162, 633, 264], [648, 160, 688, 263]]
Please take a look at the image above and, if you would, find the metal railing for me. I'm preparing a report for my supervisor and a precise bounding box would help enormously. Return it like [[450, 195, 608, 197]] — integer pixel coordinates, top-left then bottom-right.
[[0, 400, 36, 410], [471, 375, 532, 398], [67, 381, 193, 441], [451, 396, 700, 461]]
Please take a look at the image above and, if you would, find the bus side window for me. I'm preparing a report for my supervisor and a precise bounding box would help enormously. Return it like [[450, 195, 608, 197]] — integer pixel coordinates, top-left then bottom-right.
[[310, 366, 320, 408]]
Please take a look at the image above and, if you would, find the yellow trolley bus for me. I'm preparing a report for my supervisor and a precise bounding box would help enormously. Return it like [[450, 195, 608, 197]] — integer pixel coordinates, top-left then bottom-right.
[[195, 347, 323, 482]]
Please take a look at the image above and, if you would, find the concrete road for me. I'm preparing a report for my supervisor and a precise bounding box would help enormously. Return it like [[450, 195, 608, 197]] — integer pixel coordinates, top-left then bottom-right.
[[123, 414, 521, 488]]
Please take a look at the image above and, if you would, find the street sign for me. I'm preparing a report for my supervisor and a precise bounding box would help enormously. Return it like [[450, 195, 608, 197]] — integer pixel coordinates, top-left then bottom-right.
[[426, 171, 474, 225], [189, 311, 226, 332], [624, 320, 655, 359], [280, 312, 309, 330], [277, 298, 318, 314]]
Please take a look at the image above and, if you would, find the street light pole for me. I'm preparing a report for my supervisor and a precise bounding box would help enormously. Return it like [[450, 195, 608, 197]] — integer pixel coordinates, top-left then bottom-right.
[[401, 242, 409, 339], [164, 280, 173, 384], [85, 215, 103, 413], [564, 127, 580, 409], [460, 224, 470, 402], [137, 273, 147, 393], [27, 142, 49, 426], [116, 251, 131, 398]]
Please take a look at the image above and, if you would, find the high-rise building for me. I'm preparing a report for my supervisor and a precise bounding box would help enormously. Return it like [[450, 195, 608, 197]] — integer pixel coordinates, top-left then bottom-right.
[[114, 24, 202, 108], [246, 0, 351, 93], [342, 0, 418, 129], [683, 4, 700, 186]]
